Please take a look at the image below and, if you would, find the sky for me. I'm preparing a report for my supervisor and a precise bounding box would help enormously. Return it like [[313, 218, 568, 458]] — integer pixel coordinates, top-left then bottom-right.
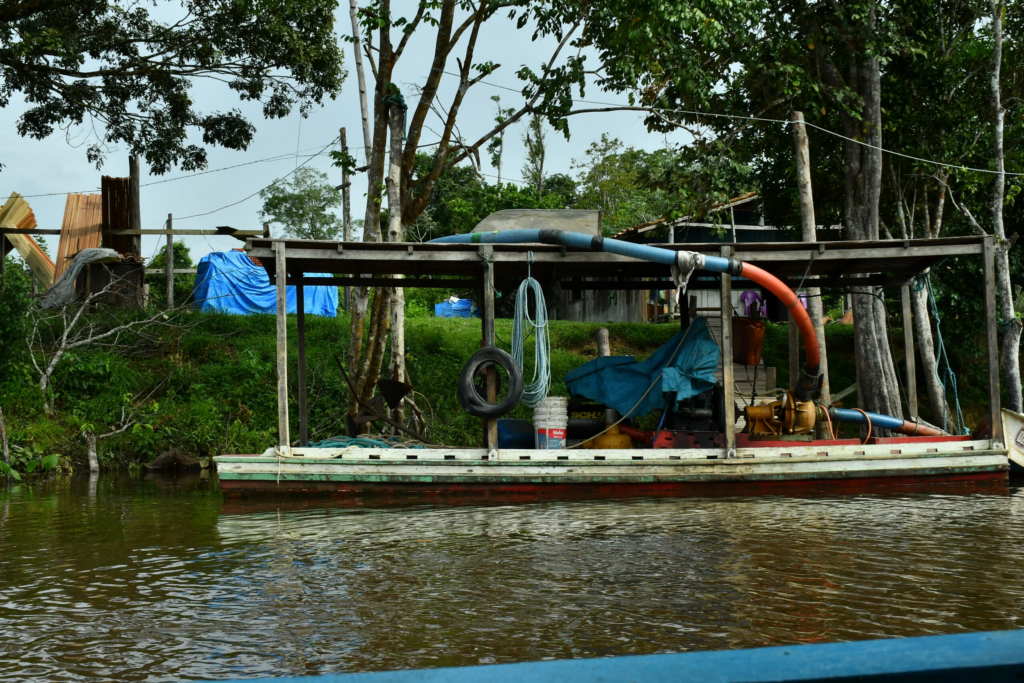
[[1, 2, 690, 264]]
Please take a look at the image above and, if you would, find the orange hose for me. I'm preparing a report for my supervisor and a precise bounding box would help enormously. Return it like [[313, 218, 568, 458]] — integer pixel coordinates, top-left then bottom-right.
[[739, 262, 820, 370], [822, 405, 835, 441], [853, 408, 872, 445]]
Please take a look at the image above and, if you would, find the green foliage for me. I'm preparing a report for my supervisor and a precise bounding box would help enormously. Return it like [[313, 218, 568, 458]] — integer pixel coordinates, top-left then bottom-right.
[[1, 439, 61, 481], [406, 154, 577, 241], [0, 0, 345, 172], [0, 257, 31, 374], [145, 241, 195, 309], [260, 167, 345, 240], [573, 134, 680, 233]]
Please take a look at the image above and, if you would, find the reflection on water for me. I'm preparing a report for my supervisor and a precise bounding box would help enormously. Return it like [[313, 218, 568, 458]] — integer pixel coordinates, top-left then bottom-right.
[[1, 475, 1023, 681]]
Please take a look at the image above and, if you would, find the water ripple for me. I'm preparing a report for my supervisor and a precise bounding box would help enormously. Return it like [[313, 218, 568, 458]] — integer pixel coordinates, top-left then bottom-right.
[[0, 477, 1023, 681]]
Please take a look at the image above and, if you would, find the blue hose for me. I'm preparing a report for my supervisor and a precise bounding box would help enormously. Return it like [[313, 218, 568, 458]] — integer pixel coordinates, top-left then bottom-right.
[[431, 229, 736, 272], [829, 408, 905, 432]]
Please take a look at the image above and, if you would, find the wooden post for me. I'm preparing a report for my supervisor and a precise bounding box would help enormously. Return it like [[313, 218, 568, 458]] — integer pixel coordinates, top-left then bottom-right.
[[667, 222, 676, 319], [594, 327, 611, 357], [788, 312, 800, 392], [792, 110, 830, 403], [166, 213, 174, 309], [481, 246, 498, 450], [721, 245, 735, 456], [901, 284, 918, 420], [296, 273, 308, 447], [983, 236, 1003, 446], [341, 127, 352, 312], [275, 242, 290, 452], [263, 222, 270, 239], [128, 155, 143, 256]]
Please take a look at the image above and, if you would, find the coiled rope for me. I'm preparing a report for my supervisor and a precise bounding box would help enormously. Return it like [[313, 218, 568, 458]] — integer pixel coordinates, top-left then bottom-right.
[[511, 253, 551, 408]]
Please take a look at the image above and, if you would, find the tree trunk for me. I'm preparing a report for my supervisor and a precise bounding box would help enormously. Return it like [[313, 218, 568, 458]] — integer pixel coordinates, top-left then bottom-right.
[[990, 0, 1022, 412], [346, 26, 395, 419], [840, 33, 903, 424], [910, 285, 952, 427], [791, 111, 830, 403], [83, 431, 99, 474], [348, 0, 373, 161], [386, 102, 406, 426]]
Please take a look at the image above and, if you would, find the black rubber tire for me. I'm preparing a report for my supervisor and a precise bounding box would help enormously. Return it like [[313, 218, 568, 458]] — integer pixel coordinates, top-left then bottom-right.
[[458, 346, 524, 418]]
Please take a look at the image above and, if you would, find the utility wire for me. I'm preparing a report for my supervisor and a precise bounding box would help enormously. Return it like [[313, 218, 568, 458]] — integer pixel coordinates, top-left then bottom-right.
[[16, 141, 349, 198], [174, 136, 340, 221], [451, 70, 1024, 178]]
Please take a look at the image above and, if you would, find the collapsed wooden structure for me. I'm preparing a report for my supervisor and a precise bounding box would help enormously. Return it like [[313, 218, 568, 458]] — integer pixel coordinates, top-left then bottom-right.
[[215, 234, 1008, 495]]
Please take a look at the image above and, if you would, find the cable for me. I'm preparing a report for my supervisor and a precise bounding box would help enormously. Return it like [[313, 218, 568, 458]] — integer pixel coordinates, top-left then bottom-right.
[[448, 70, 1023, 178], [16, 142, 341, 198], [174, 136, 340, 221], [852, 408, 873, 444], [822, 403, 835, 440]]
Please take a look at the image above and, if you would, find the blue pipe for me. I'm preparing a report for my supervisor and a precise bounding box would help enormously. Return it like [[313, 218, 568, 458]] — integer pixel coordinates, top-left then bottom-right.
[[830, 408, 905, 432], [431, 229, 737, 273], [828, 408, 943, 436]]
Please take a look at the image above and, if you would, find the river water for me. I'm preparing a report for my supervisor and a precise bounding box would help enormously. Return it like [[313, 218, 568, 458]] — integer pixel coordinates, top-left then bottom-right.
[[1, 475, 1023, 681]]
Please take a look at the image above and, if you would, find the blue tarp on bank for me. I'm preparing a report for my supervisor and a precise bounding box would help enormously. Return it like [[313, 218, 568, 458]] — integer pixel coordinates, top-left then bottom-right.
[[434, 298, 479, 318], [564, 316, 720, 418], [193, 251, 338, 316]]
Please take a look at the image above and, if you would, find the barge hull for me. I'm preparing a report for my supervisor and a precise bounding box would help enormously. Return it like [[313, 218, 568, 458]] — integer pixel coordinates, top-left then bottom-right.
[[216, 444, 1008, 496], [220, 470, 1006, 496]]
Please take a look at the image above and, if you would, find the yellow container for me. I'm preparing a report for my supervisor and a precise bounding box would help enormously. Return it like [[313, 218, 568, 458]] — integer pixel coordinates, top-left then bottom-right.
[[583, 424, 632, 449]]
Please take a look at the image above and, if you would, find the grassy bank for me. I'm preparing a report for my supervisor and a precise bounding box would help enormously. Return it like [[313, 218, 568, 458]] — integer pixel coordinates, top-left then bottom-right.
[[2, 309, 981, 472]]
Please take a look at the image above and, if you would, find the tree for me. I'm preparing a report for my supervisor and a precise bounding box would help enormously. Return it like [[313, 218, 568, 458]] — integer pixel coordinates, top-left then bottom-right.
[[572, 134, 677, 234], [487, 96, 516, 185], [145, 241, 195, 309], [522, 113, 548, 195], [259, 168, 345, 240], [0, 0, 345, 173]]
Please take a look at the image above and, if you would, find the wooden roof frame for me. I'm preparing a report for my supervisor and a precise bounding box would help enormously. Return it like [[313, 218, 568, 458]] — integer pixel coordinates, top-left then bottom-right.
[[246, 235, 986, 291]]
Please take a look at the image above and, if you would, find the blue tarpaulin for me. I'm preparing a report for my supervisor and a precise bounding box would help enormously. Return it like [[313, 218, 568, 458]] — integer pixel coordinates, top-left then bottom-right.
[[564, 317, 720, 418], [193, 251, 338, 316], [434, 298, 479, 318]]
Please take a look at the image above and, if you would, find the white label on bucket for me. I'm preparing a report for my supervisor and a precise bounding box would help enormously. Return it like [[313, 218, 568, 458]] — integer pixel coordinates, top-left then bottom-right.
[[537, 427, 567, 450]]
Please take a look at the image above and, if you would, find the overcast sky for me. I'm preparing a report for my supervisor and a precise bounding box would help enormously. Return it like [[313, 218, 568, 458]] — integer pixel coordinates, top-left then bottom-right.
[[2, 3, 691, 264]]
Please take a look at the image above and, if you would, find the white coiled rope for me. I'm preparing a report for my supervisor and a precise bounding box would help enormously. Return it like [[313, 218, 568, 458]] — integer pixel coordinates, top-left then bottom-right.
[[511, 265, 551, 408]]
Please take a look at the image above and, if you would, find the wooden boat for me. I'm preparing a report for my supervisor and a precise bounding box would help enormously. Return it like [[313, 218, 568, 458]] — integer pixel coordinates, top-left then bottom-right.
[[214, 234, 1010, 496]]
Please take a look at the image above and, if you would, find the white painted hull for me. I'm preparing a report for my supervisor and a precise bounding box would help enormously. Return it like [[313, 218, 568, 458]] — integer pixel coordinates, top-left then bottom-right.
[[215, 440, 1008, 495]]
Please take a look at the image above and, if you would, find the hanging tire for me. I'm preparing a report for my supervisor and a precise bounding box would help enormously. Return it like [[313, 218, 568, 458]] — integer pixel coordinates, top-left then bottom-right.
[[458, 346, 523, 418]]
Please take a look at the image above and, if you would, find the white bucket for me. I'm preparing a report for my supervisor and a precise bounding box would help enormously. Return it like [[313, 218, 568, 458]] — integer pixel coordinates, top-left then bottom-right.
[[534, 397, 568, 449]]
